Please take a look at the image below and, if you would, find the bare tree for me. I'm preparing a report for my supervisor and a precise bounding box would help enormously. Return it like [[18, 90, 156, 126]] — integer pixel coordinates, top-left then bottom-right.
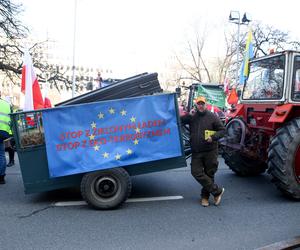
[[213, 31, 236, 83], [175, 21, 300, 86], [175, 24, 238, 85], [0, 1, 82, 93], [176, 30, 212, 83], [251, 22, 300, 56], [28, 41, 74, 92], [0, 1, 27, 82]]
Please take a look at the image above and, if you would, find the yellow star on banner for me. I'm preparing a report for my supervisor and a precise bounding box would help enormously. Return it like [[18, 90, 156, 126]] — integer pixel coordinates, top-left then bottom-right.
[[135, 127, 141, 133], [120, 109, 127, 116], [115, 153, 121, 160], [130, 116, 136, 123], [91, 122, 96, 128], [94, 145, 100, 151], [102, 152, 109, 158], [98, 112, 104, 119], [133, 139, 139, 145], [126, 149, 133, 155], [89, 134, 95, 140], [109, 108, 115, 114]]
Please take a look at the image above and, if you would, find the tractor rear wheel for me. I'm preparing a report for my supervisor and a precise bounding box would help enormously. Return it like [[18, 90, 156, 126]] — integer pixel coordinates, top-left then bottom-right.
[[222, 150, 267, 176], [268, 118, 300, 200]]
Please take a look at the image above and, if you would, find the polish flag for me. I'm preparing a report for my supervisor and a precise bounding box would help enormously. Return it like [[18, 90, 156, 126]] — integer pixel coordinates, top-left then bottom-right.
[[21, 49, 44, 111], [44, 96, 52, 108]]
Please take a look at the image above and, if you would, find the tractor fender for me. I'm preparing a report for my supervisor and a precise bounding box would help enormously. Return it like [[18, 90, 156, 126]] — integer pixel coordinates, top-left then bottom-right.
[[268, 104, 293, 123]]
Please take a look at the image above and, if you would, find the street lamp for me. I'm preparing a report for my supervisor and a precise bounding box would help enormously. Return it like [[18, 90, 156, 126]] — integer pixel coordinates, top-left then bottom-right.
[[229, 11, 251, 85]]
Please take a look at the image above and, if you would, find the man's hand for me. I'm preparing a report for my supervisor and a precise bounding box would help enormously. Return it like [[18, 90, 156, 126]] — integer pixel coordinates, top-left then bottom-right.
[[189, 108, 196, 115]]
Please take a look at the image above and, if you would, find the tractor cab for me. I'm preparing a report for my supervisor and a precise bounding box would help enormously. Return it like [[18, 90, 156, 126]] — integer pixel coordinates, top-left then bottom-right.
[[226, 51, 300, 142], [241, 50, 300, 104]]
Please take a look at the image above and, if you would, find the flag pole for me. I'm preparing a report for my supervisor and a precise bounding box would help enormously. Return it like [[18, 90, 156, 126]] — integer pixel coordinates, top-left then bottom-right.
[[71, 0, 77, 98]]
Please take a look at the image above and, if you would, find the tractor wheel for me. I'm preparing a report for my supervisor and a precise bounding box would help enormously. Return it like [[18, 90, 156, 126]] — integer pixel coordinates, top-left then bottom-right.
[[81, 168, 132, 210], [181, 125, 191, 159], [267, 118, 300, 200], [222, 150, 267, 176]]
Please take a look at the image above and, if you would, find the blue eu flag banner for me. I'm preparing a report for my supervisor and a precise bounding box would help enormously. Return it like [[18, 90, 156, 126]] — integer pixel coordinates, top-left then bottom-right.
[[42, 93, 183, 177]]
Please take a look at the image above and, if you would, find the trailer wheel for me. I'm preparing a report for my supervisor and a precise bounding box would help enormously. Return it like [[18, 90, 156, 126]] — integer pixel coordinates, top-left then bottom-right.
[[268, 118, 300, 200], [222, 149, 267, 176], [81, 168, 132, 210]]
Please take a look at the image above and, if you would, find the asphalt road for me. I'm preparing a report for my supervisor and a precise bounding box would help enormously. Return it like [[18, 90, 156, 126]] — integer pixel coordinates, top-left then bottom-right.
[[1, 155, 300, 250]]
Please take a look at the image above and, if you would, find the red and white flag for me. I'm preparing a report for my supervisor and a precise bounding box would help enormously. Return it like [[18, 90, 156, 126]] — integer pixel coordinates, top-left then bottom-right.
[[21, 49, 44, 111], [44, 96, 52, 108], [223, 77, 230, 95]]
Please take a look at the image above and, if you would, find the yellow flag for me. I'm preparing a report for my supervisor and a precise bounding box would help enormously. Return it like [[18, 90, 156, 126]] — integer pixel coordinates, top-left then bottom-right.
[[243, 29, 254, 77]]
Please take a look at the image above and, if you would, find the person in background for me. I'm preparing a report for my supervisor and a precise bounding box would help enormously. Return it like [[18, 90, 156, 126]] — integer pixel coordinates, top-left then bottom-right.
[[179, 102, 187, 116], [181, 96, 225, 207], [97, 72, 103, 89], [4, 96, 15, 168], [0, 94, 12, 184], [5, 137, 15, 167]]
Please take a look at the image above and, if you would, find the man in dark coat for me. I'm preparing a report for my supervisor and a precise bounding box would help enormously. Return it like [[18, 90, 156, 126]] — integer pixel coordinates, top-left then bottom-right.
[[181, 96, 225, 207]]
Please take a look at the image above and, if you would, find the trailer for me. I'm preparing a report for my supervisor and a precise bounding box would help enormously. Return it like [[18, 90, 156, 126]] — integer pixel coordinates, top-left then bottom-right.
[[12, 73, 187, 209]]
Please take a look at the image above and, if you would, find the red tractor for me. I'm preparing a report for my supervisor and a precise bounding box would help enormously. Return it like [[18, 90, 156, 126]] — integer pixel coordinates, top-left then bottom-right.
[[221, 50, 300, 199]]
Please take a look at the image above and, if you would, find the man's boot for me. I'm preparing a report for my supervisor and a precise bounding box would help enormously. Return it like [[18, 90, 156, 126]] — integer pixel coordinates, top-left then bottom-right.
[[7, 160, 14, 167], [201, 197, 209, 207], [214, 188, 225, 206], [0, 175, 5, 184]]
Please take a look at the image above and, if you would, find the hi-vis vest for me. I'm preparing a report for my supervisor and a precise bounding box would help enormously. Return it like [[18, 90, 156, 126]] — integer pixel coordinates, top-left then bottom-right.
[[0, 99, 11, 134]]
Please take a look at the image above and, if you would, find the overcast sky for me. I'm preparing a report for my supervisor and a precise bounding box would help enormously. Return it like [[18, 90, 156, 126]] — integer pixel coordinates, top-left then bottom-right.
[[19, 0, 300, 78]]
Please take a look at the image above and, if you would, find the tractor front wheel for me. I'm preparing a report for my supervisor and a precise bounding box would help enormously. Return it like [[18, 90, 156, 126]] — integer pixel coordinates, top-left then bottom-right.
[[268, 118, 300, 199], [222, 149, 267, 176]]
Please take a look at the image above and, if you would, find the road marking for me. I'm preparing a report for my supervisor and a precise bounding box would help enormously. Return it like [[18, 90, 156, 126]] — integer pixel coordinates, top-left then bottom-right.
[[53, 195, 184, 207], [54, 201, 87, 206], [126, 196, 183, 203]]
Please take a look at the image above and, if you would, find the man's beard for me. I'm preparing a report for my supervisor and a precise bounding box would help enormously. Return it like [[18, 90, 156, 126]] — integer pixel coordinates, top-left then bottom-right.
[[197, 109, 206, 115]]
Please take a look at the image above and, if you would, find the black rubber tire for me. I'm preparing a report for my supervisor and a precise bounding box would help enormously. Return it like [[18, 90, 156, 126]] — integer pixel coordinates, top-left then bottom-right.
[[81, 168, 132, 210], [222, 150, 267, 176], [181, 125, 191, 159], [267, 118, 300, 200]]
